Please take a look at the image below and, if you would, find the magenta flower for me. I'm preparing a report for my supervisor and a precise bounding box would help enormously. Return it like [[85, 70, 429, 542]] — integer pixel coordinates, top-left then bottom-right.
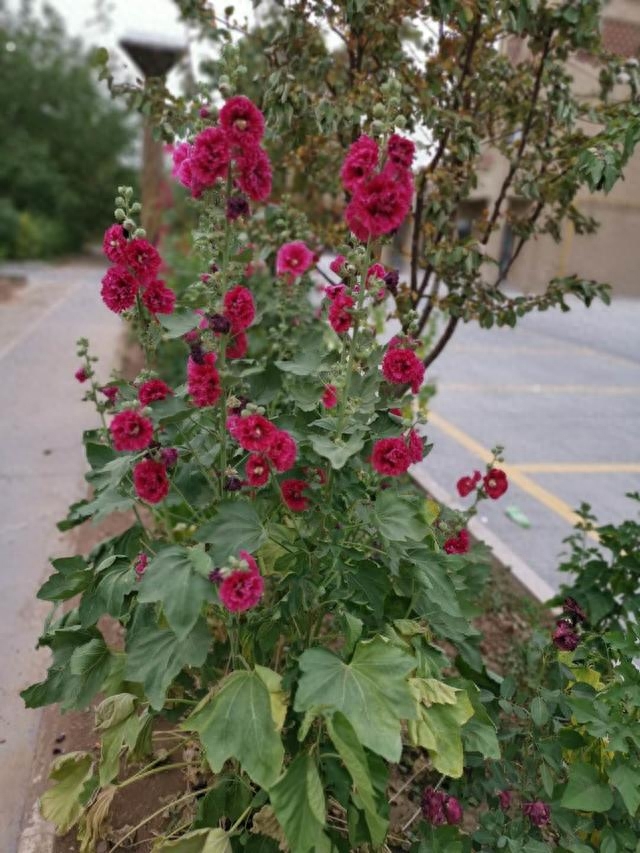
[[276, 241, 316, 279], [109, 410, 154, 452]]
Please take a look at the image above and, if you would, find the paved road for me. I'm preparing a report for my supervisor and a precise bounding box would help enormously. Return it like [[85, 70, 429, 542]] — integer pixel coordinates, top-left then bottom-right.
[[413, 295, 640, 593], [0, 259, 120, 852]]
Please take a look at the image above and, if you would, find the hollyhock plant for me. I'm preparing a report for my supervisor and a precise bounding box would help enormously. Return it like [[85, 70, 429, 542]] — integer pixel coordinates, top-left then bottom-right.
[[125, 238, 161, 283], [132, 458, 169, 504], [138, 379, 172, 405], [322, 384, 338, 409], [223, 285, 256, 332], [483, 467, 509, 499], [444, 796, 463, 825], [267, 430, 297, 472], [100, 265, 138, 313], [219, 567, 265, 613], [552, 619, 580, 651], [236, 147, 272, 202], [523, 801, 551, 827], [219, 95, 265, 149], [407, 429, 424, 463], [187, 353, 221, 407], [160, 447, 178, 468], [142, 280, 176, 315], [340, 134, 379, 192], [226, 331, 248, 359], [102, 224, 127, 263], [190, 127, 231, 189], [457, 470, 482, 497], [345, 171, 413, 240], [246, 453, 270, 486], [444, 529, 470, 555], [563, 596, 587, 624], [229, 413, 277, 452], [325, 283, 346, 301], [371, 437, 411, 476], [276, 241, 315, 279], [109, 410, 154, 452], [75, 367, 88, 383], [381, 346, 425, 394], [226, 194, 250, 221], [134, 552, 148, 579], [281, 478, 310, 512], [387, 133, 416, 169], [328, 293, 354, 334], [498, 790, 512, 811], [329, 255, 346, 276], [100, 384, 118, 404]]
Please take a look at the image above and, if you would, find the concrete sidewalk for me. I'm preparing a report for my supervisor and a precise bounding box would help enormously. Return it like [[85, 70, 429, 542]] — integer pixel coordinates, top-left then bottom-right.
[[0, 259, 121, 852]]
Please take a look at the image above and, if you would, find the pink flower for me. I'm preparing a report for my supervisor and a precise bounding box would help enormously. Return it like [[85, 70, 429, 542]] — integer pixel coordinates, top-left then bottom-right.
[[187, 353, 221, 407], [246, 453, 270, 486], [219, 567, 264, 613], [230, 414, 277, 451], [226, 331, 248, 359], [109, 410, 154, 452], [498, 790, 512, 811], [325, 283, 346, 301], [421, 788, 446, 826], [328, 294, 354, 334], [138, 379, 172, 405], [276, 241, 315, 279], [134, 552, 148, 579], [406, 429, 424, 463], [191, 127, 231, 188], [522, 801, 550, 827], [281, 479, 310, 512], [101, 265, 139, 313], [161, 447, 179, 467], [133, 458, 169, 504], [322, 385, 338, 409], [100, 385, 119, 404], [457, 470, 481, 498], [340, 135, 379, 192], [142, 279, 176, 315], [220, 95, 265, 150], [75, 367, 88, 383], [329, 255, 346, 276], [171, 141, 191, 177], [552, 620, 580, 651], [346, 171, 413, 240], [444, 529, 470, 555], [444, 796, 463, 825], [267, 430, 297, 472], [381, 347, 425, 394], [371, 437, 411, 476], [125, 238, 161, 283], [223, 285, 255, 332], [102, 224, 127, 263], [366, 263, 386, 287], [387, 133, 416, 170], [236, 146, 272, 202], [483, 468, 508, 499]]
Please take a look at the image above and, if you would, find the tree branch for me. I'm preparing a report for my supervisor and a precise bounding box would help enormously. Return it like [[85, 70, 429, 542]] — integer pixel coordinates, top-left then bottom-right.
[[423, 315, 459, 370]]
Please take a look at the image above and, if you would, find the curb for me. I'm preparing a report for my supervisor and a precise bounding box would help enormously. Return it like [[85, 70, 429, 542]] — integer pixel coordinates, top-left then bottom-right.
[[410, 467, 557, 603], [17, 801, 55, 853]]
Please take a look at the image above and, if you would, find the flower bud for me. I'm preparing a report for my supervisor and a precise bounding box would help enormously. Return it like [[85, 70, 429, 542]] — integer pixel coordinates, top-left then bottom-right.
[[131, 202, 142, 213], [133, 228, 146, 239], [123, 218, 136, 233], [115, 196, 125, 206], [114, 208, 126, 222], [373, 102, 386, 118]]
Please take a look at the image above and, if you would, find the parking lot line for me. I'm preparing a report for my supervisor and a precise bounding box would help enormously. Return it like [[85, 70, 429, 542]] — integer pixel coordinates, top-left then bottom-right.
[[510, 462, 640, 473], [439, 383, 640, 395]]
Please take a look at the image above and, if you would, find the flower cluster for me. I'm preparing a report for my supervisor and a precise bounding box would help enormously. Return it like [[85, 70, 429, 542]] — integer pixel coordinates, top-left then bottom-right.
[[444, 528, 470, 555], [381, 338, 425, 394], [457, 466, 509, 500], [226, 412, 301, 500], [188, 352, 222, 408], [101, 229, 176, 316], [370, 428, 425, 477], [172, 95, 271, 205], [552, 596, 587, 651], [421, 787, 463, 826], [341, 133, 415, 241]]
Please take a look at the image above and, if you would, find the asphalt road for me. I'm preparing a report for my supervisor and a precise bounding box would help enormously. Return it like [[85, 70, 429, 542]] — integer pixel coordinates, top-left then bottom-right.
[[0, 259, 119, 852], [414, 294, 640, 593]]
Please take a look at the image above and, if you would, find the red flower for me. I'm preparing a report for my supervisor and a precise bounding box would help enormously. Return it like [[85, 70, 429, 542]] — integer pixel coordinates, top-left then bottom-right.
[[522, 801, 550, 827], [100, 385, 119, 404], [329, 255, 346, 276], [109, 410, 154, 452], [276, 241, 315, 279], [142, 279, 176, 315], [133, 458, 169, 504], [444, 529, 470, 555], [552, 620, 580, 651], [421, 788, 462, 827], [563, 597, 587, 624], [457, 470, 481, 497], [187, 353, 221, 407], [191, 126, 231, 188], [406, 429, 424, 463], [444, 796, 463, 826], [220, 95, 265, 150], [219, 567, 264, 613], [267, 430, 297, 472], [325, 283, 346, 301], [101, 265, 139, 313], [483, 468, 508, 499], [281, 478, 310, 512], [223, 285, 255, 332], [125, 238, 161, 283], [246, 453, 270, 486], [230, 414, 277, 451], [381, 346, 425, 394], [371, 437, 411, 476], [387, 133, 416, 170], [322, 384, 338, 409], [227, 331, 248, 359], [340, 135, 379, 192], [75, 367, 88, 383], [328, 294, 354, 334], [498, 790, 512, 811], [138, 379, 172, 405], [102, 224, 127, 263], [236, 146, 272, 202], [134, 552, 148, 579], [346, 171, 413, 240]]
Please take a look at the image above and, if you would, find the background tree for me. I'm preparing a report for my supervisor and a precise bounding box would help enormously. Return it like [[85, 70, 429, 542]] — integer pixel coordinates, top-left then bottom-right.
[[0, 0, 134, 258]]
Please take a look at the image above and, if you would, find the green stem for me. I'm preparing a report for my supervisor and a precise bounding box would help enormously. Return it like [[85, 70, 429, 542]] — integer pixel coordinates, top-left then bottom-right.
[[216, 167, 234, 498], [117, 761, 190, 790]]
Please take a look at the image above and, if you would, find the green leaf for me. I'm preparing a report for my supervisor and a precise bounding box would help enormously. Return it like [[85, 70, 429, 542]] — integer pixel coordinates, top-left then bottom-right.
[[560, 762, 614, 812], [184, 670, 283, 788], [196, 501, 267, 564], [125, 607, 210, 710], [137, 546, 215, 641], [95, 694, 146, 785], [326, 713, 388, 845], [461, 705, 500, 760], [269, 754, 328, 853], [275, 344, 326, 376], [374, 492, 429, 541], [37, 556, 91, 601], [609, 764, 640, 816], [40, 752, 94, 833], [408, 680, 474, 778], [155, 828, 233, 852], [160, 309, 200, 339], [79, 557, 137, 626], [309, 432, 365, 470], [531, 696, 549, 727], [295, 636, 416, 762], [69, 638, 112, 707]]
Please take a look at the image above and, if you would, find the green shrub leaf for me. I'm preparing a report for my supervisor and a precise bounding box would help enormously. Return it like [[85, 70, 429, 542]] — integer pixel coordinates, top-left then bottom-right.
[[269, 754, 328, 853]]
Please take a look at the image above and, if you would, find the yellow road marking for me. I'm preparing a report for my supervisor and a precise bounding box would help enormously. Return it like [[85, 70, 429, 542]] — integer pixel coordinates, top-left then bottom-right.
[[511, 462, 640, 474], [427, 411, 599, 540], [440, 383, 640, 395]]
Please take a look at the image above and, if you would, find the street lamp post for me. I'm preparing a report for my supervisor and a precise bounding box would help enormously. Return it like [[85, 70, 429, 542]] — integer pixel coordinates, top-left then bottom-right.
[[119, 32, 186, 244]]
